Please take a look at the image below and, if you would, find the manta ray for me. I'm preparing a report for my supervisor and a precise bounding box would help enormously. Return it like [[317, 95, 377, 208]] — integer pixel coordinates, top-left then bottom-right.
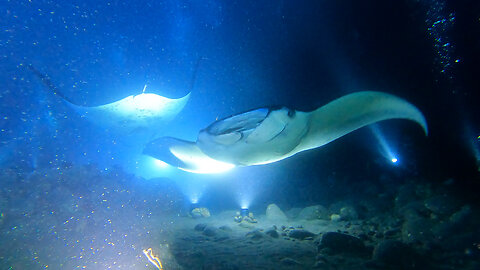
[[28, 65, 191, 135], [144, 91, 428, 174], [66, 85, 190, 133]]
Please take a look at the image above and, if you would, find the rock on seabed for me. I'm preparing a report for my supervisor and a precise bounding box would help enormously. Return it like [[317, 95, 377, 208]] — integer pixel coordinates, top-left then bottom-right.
[[266, 203, 288, 222]]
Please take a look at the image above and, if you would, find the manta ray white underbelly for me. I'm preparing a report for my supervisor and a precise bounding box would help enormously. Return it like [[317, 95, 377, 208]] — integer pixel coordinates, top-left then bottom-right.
[[28, 66, 190, 134], [69, 89, 190, 133], [144, 91, 428, 174]]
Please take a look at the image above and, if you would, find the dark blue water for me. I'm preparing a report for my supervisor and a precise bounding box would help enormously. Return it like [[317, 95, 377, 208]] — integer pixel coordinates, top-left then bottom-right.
[[1, 0, 479, 269]]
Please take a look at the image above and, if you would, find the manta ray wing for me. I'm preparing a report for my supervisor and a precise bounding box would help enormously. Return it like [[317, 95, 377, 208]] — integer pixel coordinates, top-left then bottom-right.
[[293, 91, 428, 153], [28, 65, 192, 135], [70, 92, 191, 133], [143, 137, 235, 174]]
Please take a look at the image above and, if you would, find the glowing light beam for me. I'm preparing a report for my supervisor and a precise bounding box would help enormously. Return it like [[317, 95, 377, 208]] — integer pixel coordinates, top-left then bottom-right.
[[170, 147, 235, 174], [369, 124, 399, 165], [153, 159, 169, 169], [464, 124, 480, 171]]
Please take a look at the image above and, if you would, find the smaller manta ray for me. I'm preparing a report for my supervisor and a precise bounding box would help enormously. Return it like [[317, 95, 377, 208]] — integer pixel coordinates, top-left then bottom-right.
[[28, 65, 191, 135], [144, 91, 428, 174], [67, 85, 190, 133]]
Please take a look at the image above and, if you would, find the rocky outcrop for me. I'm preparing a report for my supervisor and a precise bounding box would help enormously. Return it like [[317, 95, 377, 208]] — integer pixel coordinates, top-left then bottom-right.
[[266, 204, 288, 222]]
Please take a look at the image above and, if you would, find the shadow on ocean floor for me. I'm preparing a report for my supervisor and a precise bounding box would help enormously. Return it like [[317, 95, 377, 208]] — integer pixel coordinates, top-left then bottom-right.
[[0, 164, 479, 269]]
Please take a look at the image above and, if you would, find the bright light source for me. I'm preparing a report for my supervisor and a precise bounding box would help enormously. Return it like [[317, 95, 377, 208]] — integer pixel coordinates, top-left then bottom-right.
[[236, 191, 255, 210], [118, 93, 180, 114], [234, 175, 259, 211], [106, 91, 190, 124], [153, 159, 169, 168], [190, 195, 199, 204], [240, 207, 249, 217], [369, 124, 399, 165], [185, 188, 204, 206], [170, 147, 235, 174], [239, 197, 251, 210]]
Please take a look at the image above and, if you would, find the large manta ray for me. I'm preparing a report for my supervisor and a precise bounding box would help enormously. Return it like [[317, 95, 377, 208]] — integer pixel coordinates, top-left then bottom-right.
[[28, 65, 190, 134], [144, 91, 428, 174]]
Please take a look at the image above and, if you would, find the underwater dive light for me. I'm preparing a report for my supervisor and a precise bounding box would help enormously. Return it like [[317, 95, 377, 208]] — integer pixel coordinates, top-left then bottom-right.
[[369, 124, 399, 165], [189, 202, 200, 212], [240, 207, 250, 217], [189, 194, 200, 208]]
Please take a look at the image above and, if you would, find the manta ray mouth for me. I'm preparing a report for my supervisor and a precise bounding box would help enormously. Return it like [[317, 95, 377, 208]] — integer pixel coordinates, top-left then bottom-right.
[[206, 108, 270, 135], [144, 91, 428, 174]]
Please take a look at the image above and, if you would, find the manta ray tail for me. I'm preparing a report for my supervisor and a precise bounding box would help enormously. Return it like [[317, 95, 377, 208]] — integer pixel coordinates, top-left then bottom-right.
[[296, 91, 428, 153], [27, 65, 78, 105], [188, 56, 204, 92]]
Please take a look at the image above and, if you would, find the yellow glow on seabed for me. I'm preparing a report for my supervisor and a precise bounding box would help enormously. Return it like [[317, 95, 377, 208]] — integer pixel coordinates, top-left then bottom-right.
[[143, 248, 163, 270]]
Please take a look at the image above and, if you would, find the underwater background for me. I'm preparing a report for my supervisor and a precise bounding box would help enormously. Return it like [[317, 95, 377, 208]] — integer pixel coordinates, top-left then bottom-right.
[[1, 0, 479, 269]]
